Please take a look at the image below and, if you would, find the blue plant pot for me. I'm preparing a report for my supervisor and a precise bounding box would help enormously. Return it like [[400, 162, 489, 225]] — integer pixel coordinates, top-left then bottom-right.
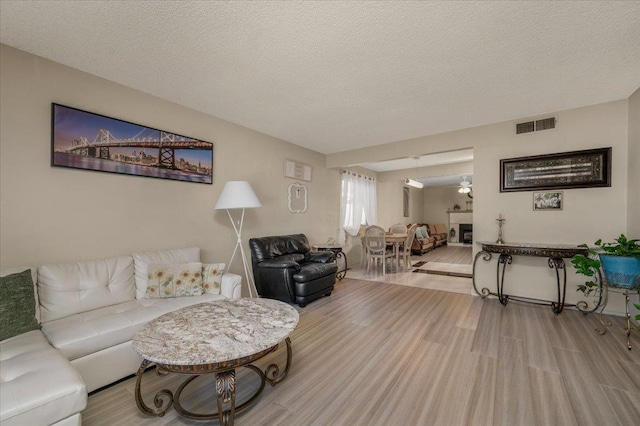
[[600, 255, 640, 289]]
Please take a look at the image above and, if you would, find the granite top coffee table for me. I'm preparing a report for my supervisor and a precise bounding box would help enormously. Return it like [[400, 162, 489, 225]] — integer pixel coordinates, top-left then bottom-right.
[[132, 298, 299, 425]]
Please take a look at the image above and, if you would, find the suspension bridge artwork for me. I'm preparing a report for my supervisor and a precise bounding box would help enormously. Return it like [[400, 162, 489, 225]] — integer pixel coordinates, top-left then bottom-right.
[[51, 104, 213, 184]]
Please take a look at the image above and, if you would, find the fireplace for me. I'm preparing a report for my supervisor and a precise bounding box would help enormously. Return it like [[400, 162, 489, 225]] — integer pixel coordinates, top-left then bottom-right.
[[459, 223, 473, 244]]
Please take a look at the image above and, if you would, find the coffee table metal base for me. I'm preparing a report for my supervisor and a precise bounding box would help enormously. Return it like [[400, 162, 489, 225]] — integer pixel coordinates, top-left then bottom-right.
[[134, 337, 292, 425]]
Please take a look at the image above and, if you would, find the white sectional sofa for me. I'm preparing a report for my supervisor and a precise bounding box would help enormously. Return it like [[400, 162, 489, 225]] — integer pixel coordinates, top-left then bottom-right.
[[0, 247, 242, 426]]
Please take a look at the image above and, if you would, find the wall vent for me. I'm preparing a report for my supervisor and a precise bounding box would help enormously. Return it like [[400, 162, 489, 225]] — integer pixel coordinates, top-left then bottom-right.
[[516, 116, 556, 134]]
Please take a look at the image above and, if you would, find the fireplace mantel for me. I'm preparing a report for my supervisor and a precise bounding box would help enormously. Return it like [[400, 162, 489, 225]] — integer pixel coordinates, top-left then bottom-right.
[[448, 211, 473, 243]]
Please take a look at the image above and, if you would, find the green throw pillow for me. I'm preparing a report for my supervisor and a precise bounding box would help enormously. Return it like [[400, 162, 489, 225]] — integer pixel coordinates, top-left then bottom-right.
[[0, 269, 40, 341]]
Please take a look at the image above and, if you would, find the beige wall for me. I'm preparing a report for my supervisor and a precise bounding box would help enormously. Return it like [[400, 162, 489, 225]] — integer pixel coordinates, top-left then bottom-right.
[[0, 45, 340, 296], [331, 100, 631, 313], [423, 186, 472, 228], [628, 88, 640, 236], [376, 179, 424, 230]]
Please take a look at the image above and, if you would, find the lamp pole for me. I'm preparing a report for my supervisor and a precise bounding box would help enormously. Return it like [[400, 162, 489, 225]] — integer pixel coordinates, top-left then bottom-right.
[[214, 181, 262, 298], [225, 208, 258, 298]]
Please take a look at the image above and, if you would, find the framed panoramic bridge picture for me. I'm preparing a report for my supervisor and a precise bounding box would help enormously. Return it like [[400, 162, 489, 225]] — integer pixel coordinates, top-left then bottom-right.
[[51, 103, 213, 184]]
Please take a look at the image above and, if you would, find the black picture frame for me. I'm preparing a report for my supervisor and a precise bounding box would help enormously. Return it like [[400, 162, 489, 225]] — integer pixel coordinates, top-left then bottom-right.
[[500, 147, 611, 192], [51, 103, 213, 184]]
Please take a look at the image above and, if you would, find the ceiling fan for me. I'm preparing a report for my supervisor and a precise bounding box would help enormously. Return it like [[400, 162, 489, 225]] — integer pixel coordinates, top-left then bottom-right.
[[458, 176, 472, 196]]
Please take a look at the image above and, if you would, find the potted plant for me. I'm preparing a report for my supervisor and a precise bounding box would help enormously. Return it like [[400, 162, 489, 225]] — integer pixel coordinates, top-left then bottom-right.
[[571, 234, 640, 321]]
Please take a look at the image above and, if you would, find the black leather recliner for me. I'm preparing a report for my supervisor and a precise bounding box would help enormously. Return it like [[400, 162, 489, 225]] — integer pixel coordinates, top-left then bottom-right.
[[249, 234, 337, 307]]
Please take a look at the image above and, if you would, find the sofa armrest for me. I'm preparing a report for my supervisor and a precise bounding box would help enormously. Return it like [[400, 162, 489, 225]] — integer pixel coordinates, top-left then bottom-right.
[[259, 259, 301, 269], [305, 251, 336, 263], [221, 272, 242, 299]]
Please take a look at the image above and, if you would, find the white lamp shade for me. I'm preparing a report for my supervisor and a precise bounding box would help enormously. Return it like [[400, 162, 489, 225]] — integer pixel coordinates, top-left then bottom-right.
[[214, 181, 262, 210]]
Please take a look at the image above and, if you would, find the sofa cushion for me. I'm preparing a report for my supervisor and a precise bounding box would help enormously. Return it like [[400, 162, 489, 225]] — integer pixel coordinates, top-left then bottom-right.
[[0, 270, 40, 341], [133, 247, 200, 299], [202, 263, 225, 294], [38, 256, 135, 323], [41, 293, 225, 361], [0, 330, 86, 426], [146, 262, 203, 298], [293, 262, 338, 283], [435, 223, 448, 235]]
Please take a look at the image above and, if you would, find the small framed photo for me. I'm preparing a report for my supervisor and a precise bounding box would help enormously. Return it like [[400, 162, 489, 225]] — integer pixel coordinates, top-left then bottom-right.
[[533, 191, 563, 211]]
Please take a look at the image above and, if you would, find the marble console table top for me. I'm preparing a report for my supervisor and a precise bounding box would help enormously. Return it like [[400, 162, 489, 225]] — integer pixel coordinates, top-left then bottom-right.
[[132, 298, 299, 365], [476, 241, 588, 258]]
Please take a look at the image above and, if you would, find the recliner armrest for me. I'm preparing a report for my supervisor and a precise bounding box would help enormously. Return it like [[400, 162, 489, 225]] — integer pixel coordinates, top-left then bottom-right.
[[259, 259, 301, 269], [305, 251, 336, 263]]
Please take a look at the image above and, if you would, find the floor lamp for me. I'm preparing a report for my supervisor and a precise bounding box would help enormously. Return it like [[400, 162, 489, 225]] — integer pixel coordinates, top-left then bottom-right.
[[214, 181, 262, 298]]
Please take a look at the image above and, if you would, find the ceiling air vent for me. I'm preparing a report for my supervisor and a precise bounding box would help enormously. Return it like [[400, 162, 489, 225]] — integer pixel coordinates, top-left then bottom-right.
[[516, 121, 535, 134], [516, 116, 556, 134]]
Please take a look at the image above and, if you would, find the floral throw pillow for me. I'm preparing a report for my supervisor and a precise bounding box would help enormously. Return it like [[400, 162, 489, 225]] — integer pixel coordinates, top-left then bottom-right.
[[202, 263, 225, 294], [146, 262, 203, 298]]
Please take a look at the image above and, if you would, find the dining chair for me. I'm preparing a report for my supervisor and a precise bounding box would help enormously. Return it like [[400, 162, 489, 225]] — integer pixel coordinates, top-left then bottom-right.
[[365, 225, 394, 275], [398, 223, 417, 270], [389, 223, 407, 234]]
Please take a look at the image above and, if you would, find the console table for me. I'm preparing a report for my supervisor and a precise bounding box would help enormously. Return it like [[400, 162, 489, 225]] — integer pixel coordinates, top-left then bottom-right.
[[473, 241, 602, 315]]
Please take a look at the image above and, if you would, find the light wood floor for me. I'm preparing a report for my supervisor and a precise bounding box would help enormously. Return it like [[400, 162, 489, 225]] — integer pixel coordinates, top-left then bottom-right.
[[84, 279, 639, 425], [413, 245, 473, 265]]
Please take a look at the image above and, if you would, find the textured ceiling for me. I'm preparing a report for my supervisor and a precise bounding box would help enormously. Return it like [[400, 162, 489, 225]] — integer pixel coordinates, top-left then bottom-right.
[[1, 1, 639, 155]]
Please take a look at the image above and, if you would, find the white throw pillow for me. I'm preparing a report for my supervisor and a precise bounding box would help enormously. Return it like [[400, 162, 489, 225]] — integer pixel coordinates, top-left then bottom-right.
[[146, 262, 203, 298], [133, 247, 200, 299], [202, 263, 225, 295], [420, 226, 429, 238]]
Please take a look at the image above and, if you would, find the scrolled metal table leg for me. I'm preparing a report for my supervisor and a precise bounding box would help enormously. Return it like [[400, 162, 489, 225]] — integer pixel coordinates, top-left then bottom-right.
[[216, 369, 236, 426], [497, 254, 512, 306], [134, 360, 174, 417], [548, 258, 567, 315], [472, 251, 492, 297], [265, 337, 293, 386], [336, 250, 347, 280]]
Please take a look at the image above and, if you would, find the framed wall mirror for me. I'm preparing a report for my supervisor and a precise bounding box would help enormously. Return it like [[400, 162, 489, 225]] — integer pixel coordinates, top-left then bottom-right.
[[288, 183, 307, 213]]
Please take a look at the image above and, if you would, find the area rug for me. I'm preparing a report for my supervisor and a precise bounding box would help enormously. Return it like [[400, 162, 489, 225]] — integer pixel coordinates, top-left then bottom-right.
[[413, 262, 473, 278]]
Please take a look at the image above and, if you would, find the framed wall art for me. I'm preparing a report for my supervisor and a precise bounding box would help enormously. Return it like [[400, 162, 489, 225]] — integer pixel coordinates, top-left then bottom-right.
[[533, 191, 563, 211], [403, 187, 409, 217], [51, 103, 213, 184], [288, 183, 308, 213], [500, 147, 611, 192], [284, 159, 312, 182]]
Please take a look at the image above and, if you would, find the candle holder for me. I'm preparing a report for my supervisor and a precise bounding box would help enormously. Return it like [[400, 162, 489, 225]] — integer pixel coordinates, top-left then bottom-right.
[[496, 217, 506, 244]]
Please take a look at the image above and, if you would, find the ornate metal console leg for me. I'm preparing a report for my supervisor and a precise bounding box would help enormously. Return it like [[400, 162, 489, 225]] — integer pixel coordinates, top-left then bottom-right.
[[134, 360, 174, 417], [265, 337, 293, 386], [497, 254, 512, 306], [548, 258, 567, 315], [472, 251, 492, 297], [336, 251, 347, 280]]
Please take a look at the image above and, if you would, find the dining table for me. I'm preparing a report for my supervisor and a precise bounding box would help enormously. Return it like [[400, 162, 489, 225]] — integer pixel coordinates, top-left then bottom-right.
[[385, 233, 408, 272]]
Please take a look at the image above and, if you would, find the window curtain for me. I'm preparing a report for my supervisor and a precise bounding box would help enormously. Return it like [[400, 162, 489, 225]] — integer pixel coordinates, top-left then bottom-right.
[[339, 171, 377, 244]]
